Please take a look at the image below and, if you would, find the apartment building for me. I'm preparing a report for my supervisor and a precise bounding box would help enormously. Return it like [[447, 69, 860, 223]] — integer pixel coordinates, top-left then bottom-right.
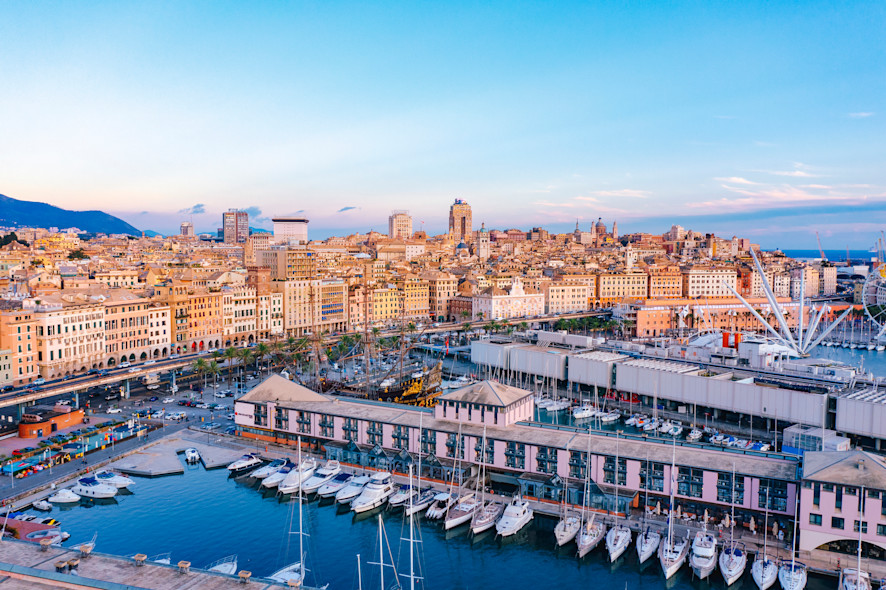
[[102, 291, 171, 365], [222, 285, 258, 346], [596, 270, 649, 307], [153, 281, 224, 353], [682, 266, 738, 299], [544, 281, 590, 314], [647, 266, 683, 298], [275, 279, 348, 337], [422, 271, 457, 322], [28, 295, 105, 379], [0, 309, 38, 385]]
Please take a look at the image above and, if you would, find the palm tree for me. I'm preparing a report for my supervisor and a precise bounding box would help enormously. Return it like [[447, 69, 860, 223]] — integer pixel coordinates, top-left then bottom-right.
[[223, 347, 238, 387], [193, 358, 208, 393], [254, 342, 271, 374], [238, 348, 255, 382], [207, 360, 220, 389]]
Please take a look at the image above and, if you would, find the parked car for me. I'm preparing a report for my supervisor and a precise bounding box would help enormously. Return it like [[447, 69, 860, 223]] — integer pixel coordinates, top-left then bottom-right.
[[162, 398, 175, 403], [148, 396, 158, 402], [143, 360, 156, 365], [119, 362, 131, 368], [107, 408, 122, 414], [33, 377, 46, 385], [105, 393, 120, 401]]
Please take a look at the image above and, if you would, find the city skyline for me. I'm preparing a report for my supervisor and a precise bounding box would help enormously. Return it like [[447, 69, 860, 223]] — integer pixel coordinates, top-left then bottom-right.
[[1, 2, 884, 247]]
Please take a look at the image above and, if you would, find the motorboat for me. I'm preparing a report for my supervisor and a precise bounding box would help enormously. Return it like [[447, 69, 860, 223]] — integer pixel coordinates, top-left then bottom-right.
[[572, 404, 596, 420], [300, 460, 342, 494], [94, 470, 135, 489], [605, 523, 632, 561], [599, 410, 621, 424], [335, 475, 370, 504], [72, 533, 97, 556], [262, 460, 297, 489], [636, 527, 661, 564], [227, 453, 262, 473], [553, 512, 581, 546], [150, 553, 171, 565], [576, 514, 605, 557], [184, 448, 201, 464], [426, 492, 457, 519], [406, 488, 438, 516], [839, 567, 872, 590], [495, 495, 533, 537], [444, 492, 481, 530], [752, 552, 778, 590], [659, 533, 689, 579], [250, 458, 287, 480], [689, 529, 718, 580], [206, 554, 238, 575], [547, 399, 571, 412], [277, 458, 318, 494], [351, 471, 396, 513], [318, 473, 353, 498], [778, 561, 807, 590], [470, 500, 504, 535], [635, 415, 650, 428], [48, 489, 81, 503], [686, 428, 703, 442], [33, 500, 52, 511], [719, 541, 748, 586], [388, 485, 419, 509], [668, 423, 684, 438], [624, 414, 640, 427], [268, 562, 304, 586], [877, 344, 885, 352], [658, 419, 674, 434], [71, 477, 118, 499], [643, 418, 660, 433]]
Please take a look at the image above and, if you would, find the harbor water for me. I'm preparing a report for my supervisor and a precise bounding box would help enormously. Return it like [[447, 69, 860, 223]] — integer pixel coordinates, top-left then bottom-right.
[[48, 460, 836, 590]]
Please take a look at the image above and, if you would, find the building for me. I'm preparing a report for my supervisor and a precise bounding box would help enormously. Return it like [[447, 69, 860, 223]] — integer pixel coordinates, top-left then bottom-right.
[[472, 277, 544, 321], [544, 281, 590, 314], [257, 246, 316, 281], [152, 281, 224, 354], [223, 209, 249, 244], [102, 291, 171, 366], [244, 234, 271, 267], [476, 224, 490, 260], [388, 211, 413, 240], [272, 217, 309, 245], [647, 266, 683, 298], [0, 309, 39, 385], [275, 279, 348, 337], [422, 271, 457, 322], [222, 285, 258, 346], [27, 295, 105, 379], [448, 199, 472, 242], [682, 266, 738, 299], [180, 222, 194, 237], [596, 270, 649, 307]]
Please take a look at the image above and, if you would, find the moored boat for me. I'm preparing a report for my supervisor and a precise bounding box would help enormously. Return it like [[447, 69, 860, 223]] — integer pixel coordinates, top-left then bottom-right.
[[495, 495, 533, 537]]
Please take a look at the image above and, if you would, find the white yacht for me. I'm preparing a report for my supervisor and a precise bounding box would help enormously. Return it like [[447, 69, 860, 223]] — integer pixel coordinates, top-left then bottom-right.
[[606, 523, 631, 561], [261, 460, 296, 489], [686, 428, 703, 442], [839, 568, 871, 590], [719, 542, 748, 586], [406, 488, 438, 516], [576, 514, 606, 557], [300, 460, 341, 494], [388, 484, 418, 509], [93, 470, 134, 489], [599, 410, 621, 424], [318, 473, 352, 498], [778, 561, 807, 590], [752, 552, 778, 590], [659, 533, 689, 579], [351, 472, 396, 513], [277, 458, 318, 495], [471, 500, 504, 535], [426, 492, 457, 519], [335, 475, 370, 504], [658, 419, 674, 434], [48, 489, 81, 503], [184, 448, 200, 464], [668, 422, 684, 437], [643, 418, 660, 433], [554, 512, 581, 546], [226, 453, 262, 473], [71, 477, 118, 499], [572, 404, 596, 420], [206, 555, 237, 575], [268, 562, 304, 586], [495, 495, 533, 537], [636, 526, 661, 564], [689, 529, 718, 580], [250, 458, 286, 480], [33, 500, 52, 511], [444, 492, 481, 530]]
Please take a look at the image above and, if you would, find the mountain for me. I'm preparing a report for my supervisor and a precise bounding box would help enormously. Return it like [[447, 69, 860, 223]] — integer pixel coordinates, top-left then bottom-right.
[[0, 194, 141, 235]]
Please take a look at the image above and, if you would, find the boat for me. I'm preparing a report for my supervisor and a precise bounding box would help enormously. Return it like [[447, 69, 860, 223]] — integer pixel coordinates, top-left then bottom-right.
[[444, 491, 481, 530], [659, 440, 689, 579], [406, 488, 438, 516], [351, 471, 395, 513], [71, 477, 118, 499], [605, 432, 631, 561], [686, 428, 703, 442], [388, 484, 418, 509], [73, 533, 97, 555], [268, 562, 304, 585], [471, 499, 504, 535], [277, 458, 318, 494], [658, 419, 674, 434], [752, 488, 777, 590], [624, 414, 640, 427], [32, 500, 52, 511], [572, 404, 596, 420], [48, 489, 81, 503], [318, 473, 352, 498], [262, 460, 297, 489], [635, 415, 649, 428], [840, 487, 872, 590], [495, 495, 533, 537], [719, 465, 747, 586], [93, 470, 135, 489], [250, 458, 287, 480], [206, 554, 238, 575], [689, 528, 718, 580], [425, 492, 456, 519], [779, 486, 807, 590], [599, 410, 621, 424], [877, 344, 885, 352], [577, 513, 605, 557], [668, 422, 684, 438], [184, 448, 201, 464], [643, 418, 659, 433], [637, 525, 662, 564], [300, 460, 342, 494], [553, 475, 580, 546], [150, 553, 171, 565], [335, 475, 370, 504], [226, 453, 262, 473]]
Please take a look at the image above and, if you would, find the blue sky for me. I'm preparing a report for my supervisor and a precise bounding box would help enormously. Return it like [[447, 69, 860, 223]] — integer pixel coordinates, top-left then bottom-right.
[[1, 1, 884, 247]]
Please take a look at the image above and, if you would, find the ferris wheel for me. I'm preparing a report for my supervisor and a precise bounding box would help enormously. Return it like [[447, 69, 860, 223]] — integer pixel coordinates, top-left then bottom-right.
[[861, 265, 886, 337]]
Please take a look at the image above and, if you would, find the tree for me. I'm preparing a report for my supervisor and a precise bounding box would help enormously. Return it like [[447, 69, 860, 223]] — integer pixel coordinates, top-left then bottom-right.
[[67, 249, 88, 260], [192, 358, 208, 393], [0, 232, 27, 247], [254, 342, 271, 374], [223, 347, 239, 386]]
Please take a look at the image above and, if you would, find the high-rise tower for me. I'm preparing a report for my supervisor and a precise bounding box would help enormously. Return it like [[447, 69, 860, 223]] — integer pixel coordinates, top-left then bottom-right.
[[448, 199, 472, 242]]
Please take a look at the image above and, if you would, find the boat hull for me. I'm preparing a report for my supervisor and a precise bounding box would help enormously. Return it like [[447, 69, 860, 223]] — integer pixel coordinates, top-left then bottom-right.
[[752, 558, 778, 590]]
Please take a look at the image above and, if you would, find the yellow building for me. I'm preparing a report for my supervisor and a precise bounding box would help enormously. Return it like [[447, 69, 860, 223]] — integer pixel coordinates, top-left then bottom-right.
[[421, 270, 457, 321], [681, 266, 738, 299], [596, 270, 649, 307], [544, 281, 590, 314], [102, 291, 171, 366], [0, 309, 39, 385]]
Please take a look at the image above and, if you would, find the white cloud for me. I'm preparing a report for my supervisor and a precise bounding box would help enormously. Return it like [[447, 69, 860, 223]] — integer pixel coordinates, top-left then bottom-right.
[[590, 189, 650, 198], [714, 177, 758, 185], [848, 112, 874, 118]]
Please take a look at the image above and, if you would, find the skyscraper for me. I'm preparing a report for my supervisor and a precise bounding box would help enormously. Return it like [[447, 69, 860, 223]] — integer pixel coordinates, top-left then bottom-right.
[[272, 217, 309, 244], [223, 209, 249, 243], [388, 210, 413, 240], [180, 222, 194, 237], [448, 199, 472, 242]]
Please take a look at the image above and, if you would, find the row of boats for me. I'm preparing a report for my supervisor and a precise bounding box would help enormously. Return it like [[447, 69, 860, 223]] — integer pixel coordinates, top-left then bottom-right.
[[33, 470, 135, 507], [820, 340, 885, 351]]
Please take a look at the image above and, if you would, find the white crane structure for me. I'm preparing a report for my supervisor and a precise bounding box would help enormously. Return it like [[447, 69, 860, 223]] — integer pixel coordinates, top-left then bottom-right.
[[722, 249, 852, 356]]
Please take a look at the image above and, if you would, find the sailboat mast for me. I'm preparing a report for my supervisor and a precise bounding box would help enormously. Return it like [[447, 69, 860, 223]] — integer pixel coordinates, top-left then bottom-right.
[[409, 465, 416, 590], [730, 462, 736, 548], [378, 514, 385, 590], [297, 436, 304, 579], [667, 438, 675, 547], [357, 554, 362, 590], [763, 487, 769, 558], [614, 431, 619, 524], [857, 485, 864, 577]]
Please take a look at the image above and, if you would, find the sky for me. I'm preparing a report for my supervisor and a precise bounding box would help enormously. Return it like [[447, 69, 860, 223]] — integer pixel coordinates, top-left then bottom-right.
[[1, 1, 884, 248]]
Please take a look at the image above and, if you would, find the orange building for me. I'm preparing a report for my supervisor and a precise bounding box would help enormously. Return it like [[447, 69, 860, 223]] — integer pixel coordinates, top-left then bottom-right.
[[0, 309, 39, 385], [19, 407, 85, 438]]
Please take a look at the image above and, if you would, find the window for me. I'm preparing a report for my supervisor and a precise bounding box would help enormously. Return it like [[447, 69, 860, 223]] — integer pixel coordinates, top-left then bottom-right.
[[474, 438, 494, 464], [831, 517, 844, 530], [505, 441, 525, 470], [366, 421, 383, 446], [319, 414, 334, 438], [809, 514, 822, 526], [294, 411, 310, 434], [877, 524, 886, 537], [420, 429, 436, 455], [569, 450, 588, 479], [446, 433, 465, 459], [758, 479, 788, 512], [392, 425, 410, 451], [813, 483, 821, 507], [343, 418, 359, 442], [253, 404, 268, 427], [853, 520, 868, 534], [835, 486, 843, 510], [640, 462, 665, 492], [603, 456, 626, 485], [535, 446, 558, 475]]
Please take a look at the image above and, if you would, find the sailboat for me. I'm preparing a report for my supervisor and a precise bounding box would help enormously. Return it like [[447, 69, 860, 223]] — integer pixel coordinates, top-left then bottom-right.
[[368, 514, 399, 590], [407, 412, 436, 517], [553, 472, 580, 546], [751, 488, 778, 590], [443, 427, 482, 530], [399, 465, 423, 590], [268, 436, 312, 587], [636, 452, 661, 564], [719, 464, 748, 585], [689, 516, 717, 580], [659, 439, 689, 579], [839, 484, 871, 590], [778, 488, 807, 590], [605, 432, 631, 561], [471, 426, 504, 535], [577, 433, 606, 557]]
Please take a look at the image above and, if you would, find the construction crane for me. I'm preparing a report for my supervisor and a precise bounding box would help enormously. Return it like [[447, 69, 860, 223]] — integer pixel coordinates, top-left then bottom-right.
[[815, 231, 827, 261]]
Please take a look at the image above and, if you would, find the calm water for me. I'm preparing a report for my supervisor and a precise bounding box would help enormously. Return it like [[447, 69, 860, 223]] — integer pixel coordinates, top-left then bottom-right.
[[47, 462, 834, 590]]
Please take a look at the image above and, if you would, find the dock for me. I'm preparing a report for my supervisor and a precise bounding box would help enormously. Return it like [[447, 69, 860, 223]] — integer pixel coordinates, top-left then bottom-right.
[[110, 431, 251, 477]]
